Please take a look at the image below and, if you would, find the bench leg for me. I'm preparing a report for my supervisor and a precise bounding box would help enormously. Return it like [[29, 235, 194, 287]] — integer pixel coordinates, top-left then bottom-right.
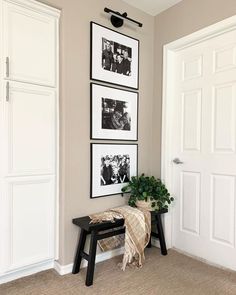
[[72, 228, 87, 274], [86, 231, 97, 287], [156, 214, 167, 255]]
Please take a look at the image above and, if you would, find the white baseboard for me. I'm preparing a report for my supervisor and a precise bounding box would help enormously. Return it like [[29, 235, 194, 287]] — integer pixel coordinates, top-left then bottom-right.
[[55, 239, 161, 276], [0, 260, 54, 285], [0, 240, 160, 284], [54, 247, 124, 275], [54, 261, 73, 276], [151, 237, 160, 248]]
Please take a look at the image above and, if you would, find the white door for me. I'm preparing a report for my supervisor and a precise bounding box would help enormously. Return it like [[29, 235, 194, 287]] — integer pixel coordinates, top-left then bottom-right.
[[1, 81, 57, 271], [171, 29, 236, 270], [2, 0, 57, 87]]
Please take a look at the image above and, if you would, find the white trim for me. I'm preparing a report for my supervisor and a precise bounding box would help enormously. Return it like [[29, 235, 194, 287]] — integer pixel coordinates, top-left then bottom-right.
[[161, 15, 236, 249], [0, 248, 124, 284], [54, 10, 60, 262], [164, 15, 236, 51], [3, 0, 61, 17], [54, 247, 125, 276], [54, 261, 72, 276], [151, 237, 160, 248], [0, 243, 160, 283], [54, 241, 161, 276], [0, 259, 54, 284]]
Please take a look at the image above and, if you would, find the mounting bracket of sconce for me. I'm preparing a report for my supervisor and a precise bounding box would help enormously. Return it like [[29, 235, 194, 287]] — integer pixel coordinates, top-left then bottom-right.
[[104, 7, 143, 28]]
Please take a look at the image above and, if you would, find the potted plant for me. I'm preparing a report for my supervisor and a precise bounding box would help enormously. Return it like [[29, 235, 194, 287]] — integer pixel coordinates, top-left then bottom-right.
[[121, 174, 174, 211]]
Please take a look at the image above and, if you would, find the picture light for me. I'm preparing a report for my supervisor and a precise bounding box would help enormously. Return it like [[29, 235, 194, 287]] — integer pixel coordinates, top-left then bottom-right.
[[104, 7, 143, 28]]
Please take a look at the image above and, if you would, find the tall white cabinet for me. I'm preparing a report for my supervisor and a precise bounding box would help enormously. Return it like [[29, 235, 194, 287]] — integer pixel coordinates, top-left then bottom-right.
[[0, 0, 60, 283]]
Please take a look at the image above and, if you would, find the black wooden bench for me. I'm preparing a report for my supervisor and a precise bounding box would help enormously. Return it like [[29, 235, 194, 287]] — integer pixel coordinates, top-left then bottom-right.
[[72, 209, 168, 286]]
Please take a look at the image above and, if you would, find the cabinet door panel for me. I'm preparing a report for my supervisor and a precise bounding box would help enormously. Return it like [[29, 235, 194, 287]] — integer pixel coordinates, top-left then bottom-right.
[[3, 1, 57, 86], [6, 176, 55, 270], [5, 82, 56, 176]]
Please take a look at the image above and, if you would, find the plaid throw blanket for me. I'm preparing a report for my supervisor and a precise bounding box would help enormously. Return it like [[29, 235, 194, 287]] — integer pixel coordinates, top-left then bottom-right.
[[90, 206, 151, 270]]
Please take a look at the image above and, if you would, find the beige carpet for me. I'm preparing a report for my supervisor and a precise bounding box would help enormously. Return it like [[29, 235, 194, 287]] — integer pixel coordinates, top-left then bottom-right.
[[1, 248, 236, 295]]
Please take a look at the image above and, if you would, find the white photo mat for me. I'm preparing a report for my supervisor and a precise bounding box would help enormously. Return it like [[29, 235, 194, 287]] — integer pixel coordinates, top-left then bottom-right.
[[91, 22, 139, 89], [91, 83, 138, 141], [91, 143, 138, 198]]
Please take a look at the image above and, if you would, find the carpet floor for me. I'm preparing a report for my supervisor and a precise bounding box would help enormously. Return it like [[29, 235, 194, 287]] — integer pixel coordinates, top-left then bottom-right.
[[1, 248, 236, 295]]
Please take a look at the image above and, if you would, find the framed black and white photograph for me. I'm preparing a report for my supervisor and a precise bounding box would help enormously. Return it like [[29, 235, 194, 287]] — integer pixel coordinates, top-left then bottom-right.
[[91, 143, 138, 198], [90, 22, 139, 90], [91, 83, 138, 141]]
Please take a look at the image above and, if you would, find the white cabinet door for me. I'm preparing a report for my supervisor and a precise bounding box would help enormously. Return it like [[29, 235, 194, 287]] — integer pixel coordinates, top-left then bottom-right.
[[4, 82, 56, 176], [3, 0, 58, 86], [1, 81, 57, 272], [4, 176, 55, 271], [171, 29, 236, 270]]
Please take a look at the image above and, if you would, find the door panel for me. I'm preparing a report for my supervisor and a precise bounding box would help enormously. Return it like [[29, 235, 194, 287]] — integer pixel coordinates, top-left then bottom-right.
[[182, 55, 203, 81], [213, 44, 236, 73], [172, 29, 236, 270], [210, 174, 235, 247], [6, 176, 55, 270], [3, 0, 57, 86], [180, 171, 200, 236], [212, 84, 236, 153], [5, 82, 56, 176], [181, 90, 202, 152]]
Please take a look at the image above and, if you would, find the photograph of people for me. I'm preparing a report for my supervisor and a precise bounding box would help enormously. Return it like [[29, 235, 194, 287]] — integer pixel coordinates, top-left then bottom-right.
[[100, 155, 130, 186], [122, 49, 131, 76], [102, 98, 131, 131], [115, 54, 123, 74], [119, 156, 129, 183], [102, 40, 114, 71], [100, 156, 113, 185], [101, 38, 132, 76]]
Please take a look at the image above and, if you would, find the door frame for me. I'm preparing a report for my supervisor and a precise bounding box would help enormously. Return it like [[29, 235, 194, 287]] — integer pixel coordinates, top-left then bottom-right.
[[161, 15, 236, 249]]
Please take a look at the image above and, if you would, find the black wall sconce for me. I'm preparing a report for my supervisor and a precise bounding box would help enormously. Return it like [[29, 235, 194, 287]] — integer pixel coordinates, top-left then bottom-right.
[[104, 7, 143, 28]]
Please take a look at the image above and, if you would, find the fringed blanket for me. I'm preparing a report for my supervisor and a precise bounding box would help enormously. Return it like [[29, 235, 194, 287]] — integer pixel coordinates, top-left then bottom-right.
[[89, 206, 151, 270]]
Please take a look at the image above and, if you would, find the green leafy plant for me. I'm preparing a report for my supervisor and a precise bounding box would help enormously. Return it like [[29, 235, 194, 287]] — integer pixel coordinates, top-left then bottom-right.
[[121, 174, 174, 211]]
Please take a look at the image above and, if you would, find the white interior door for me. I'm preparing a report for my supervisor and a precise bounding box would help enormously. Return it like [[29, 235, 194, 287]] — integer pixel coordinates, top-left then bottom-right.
[[3, 0, 57, 87], [1, 81, 57, 271], [171, 29, 236, 270]]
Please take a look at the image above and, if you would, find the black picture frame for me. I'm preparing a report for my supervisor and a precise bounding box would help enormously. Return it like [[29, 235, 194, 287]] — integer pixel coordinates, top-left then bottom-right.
[[90, 83, 139, 141], [90, 22, 140, 90], [90, 143, 138, 198]]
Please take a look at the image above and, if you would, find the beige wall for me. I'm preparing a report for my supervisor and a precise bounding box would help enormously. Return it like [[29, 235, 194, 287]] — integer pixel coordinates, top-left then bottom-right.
[[151, 0, 236, 177], [37, 0, 236, 266], [38, 0, 155, 265]]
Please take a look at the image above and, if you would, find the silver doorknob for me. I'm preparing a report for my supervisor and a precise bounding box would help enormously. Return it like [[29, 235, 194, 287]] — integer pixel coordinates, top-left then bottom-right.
[[173, 158, 184, 164]]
